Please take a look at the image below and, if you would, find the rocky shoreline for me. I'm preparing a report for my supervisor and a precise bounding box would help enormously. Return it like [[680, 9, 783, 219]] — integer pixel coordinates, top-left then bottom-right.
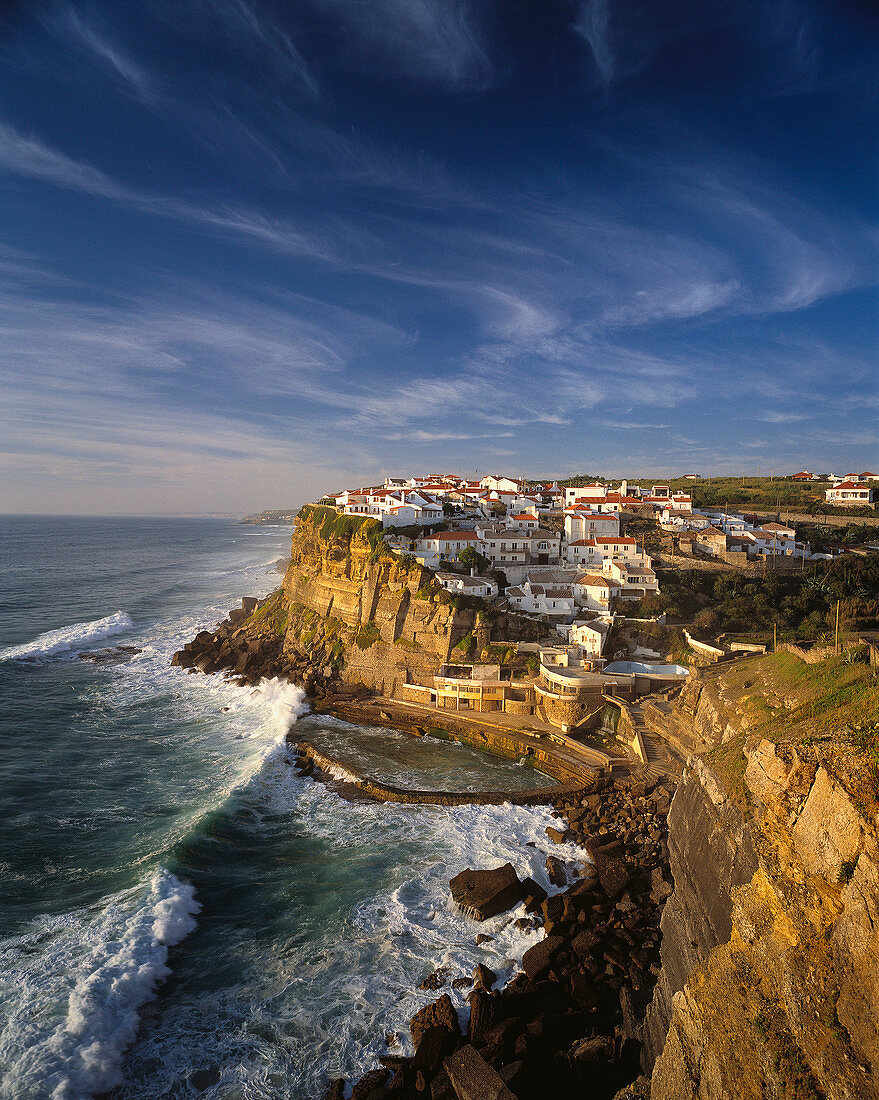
[[173, 598, 675, 1100], [314, 766, 675, 1100], [171, 594, 356, 704]]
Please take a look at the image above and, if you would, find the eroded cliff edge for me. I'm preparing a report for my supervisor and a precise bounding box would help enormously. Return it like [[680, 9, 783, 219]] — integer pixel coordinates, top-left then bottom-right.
[[641, 651, 879, 1100], [174, 507, 541, 700]]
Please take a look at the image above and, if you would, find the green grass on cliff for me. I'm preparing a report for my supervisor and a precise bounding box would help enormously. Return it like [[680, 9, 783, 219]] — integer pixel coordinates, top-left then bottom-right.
[[707, 649, 879, 812], [245, 591, 288, 636]]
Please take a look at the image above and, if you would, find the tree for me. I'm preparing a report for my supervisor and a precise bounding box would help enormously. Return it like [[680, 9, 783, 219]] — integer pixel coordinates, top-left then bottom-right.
[[458, 546, 491, 574]]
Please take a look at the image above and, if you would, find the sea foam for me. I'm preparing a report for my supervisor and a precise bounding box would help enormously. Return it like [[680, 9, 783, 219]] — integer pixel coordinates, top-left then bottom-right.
[[0, 870, 200, 1100], [0, 611, 133, 662]]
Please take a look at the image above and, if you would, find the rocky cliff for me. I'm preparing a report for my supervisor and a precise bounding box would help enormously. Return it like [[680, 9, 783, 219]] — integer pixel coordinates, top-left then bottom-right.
[[642, 650, 879, 1100], [174, 507, 542, 699]]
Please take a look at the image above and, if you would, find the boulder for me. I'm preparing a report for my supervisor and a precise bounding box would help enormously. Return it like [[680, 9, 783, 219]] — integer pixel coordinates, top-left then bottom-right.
[[467, 988, 494, 1044], [520, 877, 547, 913], [420, 968, 449, 991], [241, 596, 259, 615], [545, 856, 567, 887], [410, 994, 460, 1048], [414, 1026, 458, 1073], [449, 864, 524, 921], [521, 935, 564, 981], [443, 1045, 516, 1100], [350, 1068, 390, 1100], [472, 963, 497, 992], [545, 826, 570, 844]]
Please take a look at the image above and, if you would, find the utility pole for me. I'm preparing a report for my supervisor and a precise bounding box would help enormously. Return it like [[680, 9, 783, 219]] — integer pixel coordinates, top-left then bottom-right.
[[835, 599, 840, 654], [773, 621, 777, 652]]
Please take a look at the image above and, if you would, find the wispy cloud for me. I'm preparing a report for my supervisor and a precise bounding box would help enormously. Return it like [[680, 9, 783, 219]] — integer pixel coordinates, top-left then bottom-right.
[[303, 0, 495, 89]]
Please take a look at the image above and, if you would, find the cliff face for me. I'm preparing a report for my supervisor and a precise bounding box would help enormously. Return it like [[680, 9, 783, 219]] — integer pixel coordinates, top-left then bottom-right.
[[278, 510, 541, 695], [643, 653, 879, 1100]]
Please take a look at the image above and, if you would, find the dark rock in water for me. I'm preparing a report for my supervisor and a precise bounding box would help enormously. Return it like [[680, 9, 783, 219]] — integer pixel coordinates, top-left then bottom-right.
[[350, 1067, 390, 1100], [420, 967, 449, 991], [475, 934, 494, 945], [443, 1045, 516, 1100], [410, 993, 460, 1048], [545, 856, 567, 887], [323, 1080, 346, 1100], [78, 645, 142, 663], [521, 934, 564, 981], [520, 877, 547, 914], [545, 825, 570, 844], [451, 977, 472, 990], [472, 963, 497, 992], [449, 864, 524, 921], [541, 894, 565, 923]]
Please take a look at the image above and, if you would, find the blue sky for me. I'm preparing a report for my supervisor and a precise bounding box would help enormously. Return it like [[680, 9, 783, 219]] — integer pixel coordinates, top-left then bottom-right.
[[0, 0, 876, 514]]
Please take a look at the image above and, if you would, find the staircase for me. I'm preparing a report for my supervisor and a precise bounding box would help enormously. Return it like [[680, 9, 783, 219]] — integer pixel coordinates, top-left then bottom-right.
[[626, 702, 684, 779]]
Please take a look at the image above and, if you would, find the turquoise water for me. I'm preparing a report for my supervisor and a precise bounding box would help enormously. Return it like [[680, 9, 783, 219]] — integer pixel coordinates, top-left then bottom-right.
[[0, 518, 584, 1100]]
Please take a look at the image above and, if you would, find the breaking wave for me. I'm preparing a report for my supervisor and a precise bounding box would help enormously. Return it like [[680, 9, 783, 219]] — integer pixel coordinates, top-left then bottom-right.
[[0, 870, 200, 1100], [0, 612, 133, 662]]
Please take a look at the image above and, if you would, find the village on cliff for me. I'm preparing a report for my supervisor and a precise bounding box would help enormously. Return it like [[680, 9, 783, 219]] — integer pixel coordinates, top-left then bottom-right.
[[255, 470, 866, 737]]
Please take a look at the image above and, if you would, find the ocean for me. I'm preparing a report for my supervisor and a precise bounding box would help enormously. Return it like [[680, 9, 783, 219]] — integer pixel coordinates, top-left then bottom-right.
[[0, 517, 584, 1100]]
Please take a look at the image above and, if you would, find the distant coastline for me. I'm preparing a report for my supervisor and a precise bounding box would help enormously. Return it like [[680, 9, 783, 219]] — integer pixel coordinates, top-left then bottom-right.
[[238, 509, 299, 525]]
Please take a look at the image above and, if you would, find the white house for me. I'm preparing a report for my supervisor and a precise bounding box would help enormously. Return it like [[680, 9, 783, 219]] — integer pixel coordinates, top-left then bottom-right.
[[505, 511, 540, 530], [572, 572, 621, 611], [606, 560, 659, 599], [505, 581, 576, 619], [564, 482, 607, 507], [826, 481, 874, 505], [564, 536, 647, 569], [414, 530, 481, 565], [481, 475, 526, 493], [564, 507, 620, 542], [569, 619, 611, 657], [474, 526, 531, 567], [434, 572, 498, 600]]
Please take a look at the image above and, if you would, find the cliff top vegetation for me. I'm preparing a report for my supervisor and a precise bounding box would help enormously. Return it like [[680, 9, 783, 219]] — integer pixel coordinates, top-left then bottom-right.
[[704, 648, 879, 815]]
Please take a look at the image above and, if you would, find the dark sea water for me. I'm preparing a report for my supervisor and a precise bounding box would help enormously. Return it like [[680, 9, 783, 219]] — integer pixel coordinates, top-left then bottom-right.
[[0, 517, 585, 1100]]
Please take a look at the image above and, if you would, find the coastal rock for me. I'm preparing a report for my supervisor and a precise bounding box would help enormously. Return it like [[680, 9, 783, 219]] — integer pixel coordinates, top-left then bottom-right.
[[545, 856, 567, 887], [467, 989, 494, 1043], [449, 864, 524, 921], [443, 1045, 516, 1100], [350, 1067, 390, 1100], [472, 963, 497, 992], [521, 935, 564, 981], [420, 968, 449, 991], [414, 1027, 459, 1074], [520, 877, 547, 913], [410, 994, 460, 1048]]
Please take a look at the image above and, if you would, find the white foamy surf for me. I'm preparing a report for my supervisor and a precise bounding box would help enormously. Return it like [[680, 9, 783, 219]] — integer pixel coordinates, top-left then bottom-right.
[[0, 611, 134, 662], [0, 870, 200, 1100]]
